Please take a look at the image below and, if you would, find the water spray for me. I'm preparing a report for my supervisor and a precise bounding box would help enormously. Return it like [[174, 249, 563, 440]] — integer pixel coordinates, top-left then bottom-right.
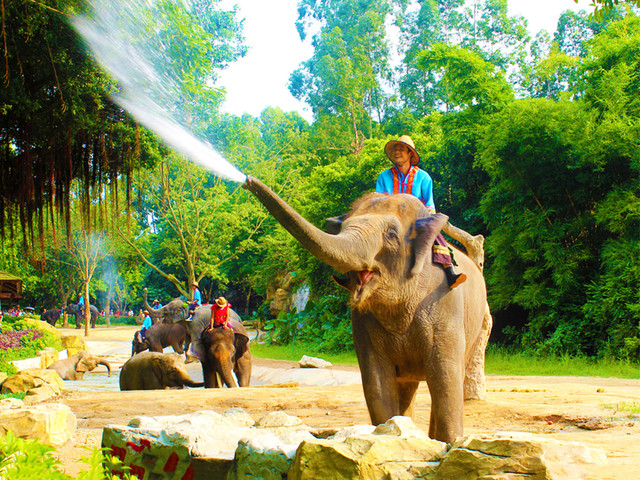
[[72, 1, 247, 184]]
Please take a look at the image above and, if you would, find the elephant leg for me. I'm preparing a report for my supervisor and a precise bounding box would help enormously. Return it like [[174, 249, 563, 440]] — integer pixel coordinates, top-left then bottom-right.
[[352, 316, 399, 424], [425, 356, 465, 443], [397, 380, 419, 418], [172, 342, 185, 354]]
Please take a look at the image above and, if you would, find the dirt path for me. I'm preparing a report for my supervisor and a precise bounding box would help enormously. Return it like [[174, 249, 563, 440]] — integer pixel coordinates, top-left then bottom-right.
[[50, 326, 639, 479]]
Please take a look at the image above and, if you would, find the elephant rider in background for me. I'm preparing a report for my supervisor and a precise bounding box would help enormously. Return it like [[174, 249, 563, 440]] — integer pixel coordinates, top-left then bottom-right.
[[152, 298, 163, 310], [140, 310, 152, 341], [207, 296, 233, 332], [186, 281, 201, 321], [376, 135, 466, 289], [78, 293, 85, 316]]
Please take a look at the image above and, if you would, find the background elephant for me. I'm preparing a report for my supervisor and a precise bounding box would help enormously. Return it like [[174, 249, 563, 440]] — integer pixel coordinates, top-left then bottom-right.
[[243, 176, 489, 443], [65, 303, 99, 329], [41, 308, 62, 327], [199, 317, 252, 388], [119, 351, 204, 390], [132, 322, 187, 356], [48, 350, 111, 380]]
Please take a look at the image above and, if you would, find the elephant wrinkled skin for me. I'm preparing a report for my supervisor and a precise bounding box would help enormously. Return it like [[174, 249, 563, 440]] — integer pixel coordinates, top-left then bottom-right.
[[48, 350, 111, 380], [243, 176, 489, 443], [119, 351, 204, 390], [132, 322, 187, 356]]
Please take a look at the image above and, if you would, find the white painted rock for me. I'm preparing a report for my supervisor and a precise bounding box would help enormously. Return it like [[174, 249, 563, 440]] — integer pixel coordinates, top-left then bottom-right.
[[298, 355, 332, 368]]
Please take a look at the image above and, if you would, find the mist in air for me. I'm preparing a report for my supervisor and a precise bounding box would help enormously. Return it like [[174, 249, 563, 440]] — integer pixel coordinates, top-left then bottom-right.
[[72, 0, 247, 184]]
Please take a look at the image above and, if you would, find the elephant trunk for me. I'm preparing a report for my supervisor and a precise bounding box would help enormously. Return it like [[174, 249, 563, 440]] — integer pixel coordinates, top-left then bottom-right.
[[100, 360, 111, 377], [142, 288, 162, 316], [243, 176, 370, 274]]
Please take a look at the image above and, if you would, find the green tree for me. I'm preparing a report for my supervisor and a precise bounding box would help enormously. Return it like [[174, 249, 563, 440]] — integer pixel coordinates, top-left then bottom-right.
[[291, 0, 392, 152]]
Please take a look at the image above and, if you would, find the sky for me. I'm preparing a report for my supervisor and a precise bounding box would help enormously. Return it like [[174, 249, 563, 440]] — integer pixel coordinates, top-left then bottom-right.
[[217, 0, 593, 122]]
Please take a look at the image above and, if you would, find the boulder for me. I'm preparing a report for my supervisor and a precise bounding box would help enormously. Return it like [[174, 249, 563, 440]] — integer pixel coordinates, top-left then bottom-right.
[[0, 401, 76, 446], [298, 355, 332, 369], [38, 347, 59, 368], [61, 335, 86, 356], [288, 417, 447, 480], [434, 432, 607, 480], [102, 408, 316, 480], [0, 368, 64, 395], [228, 431, 315, 480]]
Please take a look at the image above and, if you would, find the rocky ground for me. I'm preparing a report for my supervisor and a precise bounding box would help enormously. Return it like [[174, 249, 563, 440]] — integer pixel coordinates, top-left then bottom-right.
[[46, 326, 640, 479]]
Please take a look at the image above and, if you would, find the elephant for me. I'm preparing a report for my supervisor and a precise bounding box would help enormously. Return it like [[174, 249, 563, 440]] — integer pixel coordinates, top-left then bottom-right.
[[65, 303, 99, 329], [131, 322, 187, 356], [141, 289, 252, 387], [48, 350, 111, 380], [41, 308, 62, 327], [119, 351, 204, 390], [243, 176, 489, 443], [199, 317, 252, 388]]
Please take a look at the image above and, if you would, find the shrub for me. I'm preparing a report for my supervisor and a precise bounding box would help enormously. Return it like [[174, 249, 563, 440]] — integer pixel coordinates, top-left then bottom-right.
[[0, 317, 62, 374], [0, 431, 135, 479]]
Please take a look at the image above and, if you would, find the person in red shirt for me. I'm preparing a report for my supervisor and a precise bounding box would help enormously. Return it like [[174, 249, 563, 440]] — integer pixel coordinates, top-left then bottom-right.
[[209, 297, 232, 331]]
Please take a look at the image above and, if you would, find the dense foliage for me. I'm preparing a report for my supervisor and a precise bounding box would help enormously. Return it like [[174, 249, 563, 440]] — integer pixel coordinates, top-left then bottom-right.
[[0, 1, 638, 361]]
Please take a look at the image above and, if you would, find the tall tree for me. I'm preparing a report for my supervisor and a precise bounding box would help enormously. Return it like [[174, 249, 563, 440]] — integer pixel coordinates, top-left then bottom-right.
[[290, 0, 392, 152]]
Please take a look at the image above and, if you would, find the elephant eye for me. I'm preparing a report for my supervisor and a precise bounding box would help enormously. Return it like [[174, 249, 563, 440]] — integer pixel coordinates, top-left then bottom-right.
[[385, 227, 400, 244]]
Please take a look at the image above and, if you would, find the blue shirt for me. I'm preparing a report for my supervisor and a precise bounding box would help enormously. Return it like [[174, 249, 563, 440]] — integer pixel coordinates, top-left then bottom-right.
[[193, 288, 202, 305], [375, 167, 436, 213], [143, 315, 152, 329], [78, 295, 85, 306]]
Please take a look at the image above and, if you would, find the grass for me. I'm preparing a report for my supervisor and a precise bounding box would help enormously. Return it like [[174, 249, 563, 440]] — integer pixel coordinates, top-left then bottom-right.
[[602, 401, 640, 418], [484, 346, 640, 379], [251, 341, 358, 365], [251, 341, 640, 379]]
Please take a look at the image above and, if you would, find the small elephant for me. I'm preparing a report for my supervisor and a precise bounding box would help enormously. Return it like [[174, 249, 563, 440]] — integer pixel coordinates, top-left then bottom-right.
[[65, 303, 99, 329], [41, 308, 62, 327], [132, 322, 187, 356], [119, 351, 204, 391], [199, 317, 252, 388], [48, 350, 111, 380]]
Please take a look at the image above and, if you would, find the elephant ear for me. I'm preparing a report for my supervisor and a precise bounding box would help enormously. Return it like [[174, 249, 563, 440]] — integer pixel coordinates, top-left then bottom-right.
[[411, 213, 449, 277]]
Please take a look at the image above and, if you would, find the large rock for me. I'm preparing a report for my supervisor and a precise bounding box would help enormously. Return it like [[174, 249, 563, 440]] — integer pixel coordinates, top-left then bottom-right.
[[102, 408, 315, 480], [0, 400, 76, 446], [61, 335, 86, 356], [288, 417, 447, 480], [298, 355, 332, 369], [101, 413, 607, 480], [0, 368, 65, 396], [434, 432, 607, 480], [228, 431, 315, 480]]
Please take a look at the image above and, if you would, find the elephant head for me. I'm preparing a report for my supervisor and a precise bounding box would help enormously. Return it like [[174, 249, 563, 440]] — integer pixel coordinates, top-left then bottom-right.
[[49, 350, 111, 380], [75, 350, 111, 376], [243, 176, 446, 311], [243, 176, 488, 443], [199, 316, 252, 388], [142, 290, 188, 323]]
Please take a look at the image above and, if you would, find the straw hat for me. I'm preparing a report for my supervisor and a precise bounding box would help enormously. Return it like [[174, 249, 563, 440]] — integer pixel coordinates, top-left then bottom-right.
[[215, 297, 228, 307], [384, 135, 420, 166], [192, 281, 198, 287], [143, 310, 149, 315]]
